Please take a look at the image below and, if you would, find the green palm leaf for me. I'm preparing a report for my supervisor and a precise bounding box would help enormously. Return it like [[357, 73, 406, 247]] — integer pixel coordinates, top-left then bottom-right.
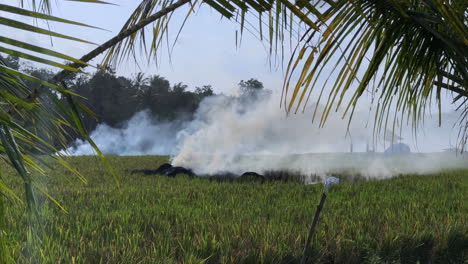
[[0, 4, 104, 29], [0, 3, 119, 262], [0, 17, 96, 45]]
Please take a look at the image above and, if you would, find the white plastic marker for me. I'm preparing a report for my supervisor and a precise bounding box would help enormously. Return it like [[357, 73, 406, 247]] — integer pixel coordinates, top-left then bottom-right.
[[324, 176, 341, 191], [301, 176, 341, 264]]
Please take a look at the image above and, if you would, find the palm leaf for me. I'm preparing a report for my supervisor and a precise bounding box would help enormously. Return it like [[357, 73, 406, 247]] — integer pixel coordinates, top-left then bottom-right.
[[0, 4, 104, 29], [0, 37, 89, 67], [280, 0, 467, 149], [0, 3, 123, 261], [0, 17, 96, 45]]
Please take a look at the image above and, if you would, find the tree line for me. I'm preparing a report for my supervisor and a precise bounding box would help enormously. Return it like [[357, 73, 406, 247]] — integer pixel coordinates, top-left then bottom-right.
[[3, 55, 265, 146], [69, 67, 216, 133]]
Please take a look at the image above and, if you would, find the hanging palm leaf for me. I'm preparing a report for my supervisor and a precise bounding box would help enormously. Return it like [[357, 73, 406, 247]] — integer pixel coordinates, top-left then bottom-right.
[[279, 0, 466, 151], [0, 2, 116, 261]]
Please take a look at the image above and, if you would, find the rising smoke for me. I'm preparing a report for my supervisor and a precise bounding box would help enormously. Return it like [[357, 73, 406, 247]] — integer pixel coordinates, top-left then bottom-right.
[[69, 111, 184, 156], [68, 91, 468, 178]]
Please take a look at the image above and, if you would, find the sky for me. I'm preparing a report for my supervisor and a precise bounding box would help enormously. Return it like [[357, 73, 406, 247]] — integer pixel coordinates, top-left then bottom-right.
[[5, 0, 289, 92]]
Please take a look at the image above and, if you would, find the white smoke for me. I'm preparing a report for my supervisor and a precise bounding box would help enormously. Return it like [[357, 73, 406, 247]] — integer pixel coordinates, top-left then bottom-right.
[[68, 111, 183, 155], [171, 93, 467, 177], [68, 92, 468, 178]]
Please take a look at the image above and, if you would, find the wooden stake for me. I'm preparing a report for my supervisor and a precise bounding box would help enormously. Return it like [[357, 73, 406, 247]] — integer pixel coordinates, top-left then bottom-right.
[[300, 192, 327, 264]]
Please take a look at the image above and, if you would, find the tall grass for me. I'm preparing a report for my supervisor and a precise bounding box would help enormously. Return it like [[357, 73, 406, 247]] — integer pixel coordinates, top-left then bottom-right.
[[2, 156, 467, 263]]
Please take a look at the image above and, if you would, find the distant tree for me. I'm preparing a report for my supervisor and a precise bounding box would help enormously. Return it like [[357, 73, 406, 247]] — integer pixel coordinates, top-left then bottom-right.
[[239, 78, 264, 93], [74, 69, 136, 129], [67, 72, 216, 126], [238, 78, 271, 102], [135, 75, 170, 113], [117, 76, 133, 90], [195, 85, 214, 97], [239, 78, 265, 100], [172, 82, 188, 93], [169, 82, 197, 119], [132, 72, 149, 89], [149, 75, 170, 94]]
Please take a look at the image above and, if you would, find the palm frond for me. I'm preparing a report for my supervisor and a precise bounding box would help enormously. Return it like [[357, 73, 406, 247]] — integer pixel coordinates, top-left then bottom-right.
[[102, 0, 333, 68], [277, 0, 467, 150], [19, 0, 114, 14], [102, 0, 193, 67], [0, 4, 121, 260]]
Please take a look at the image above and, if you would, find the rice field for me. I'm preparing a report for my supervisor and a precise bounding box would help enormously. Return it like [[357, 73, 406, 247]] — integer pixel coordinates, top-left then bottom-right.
[[2, 155, 467, 263]]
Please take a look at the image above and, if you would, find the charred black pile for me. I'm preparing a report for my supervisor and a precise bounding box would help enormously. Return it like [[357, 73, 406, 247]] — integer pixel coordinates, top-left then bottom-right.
[[131, 163, 195, 177], [132, 163, 309, 183], [205, 170, 311, 183], [239, 172, 266, 183], [206, 171, 266, 183]]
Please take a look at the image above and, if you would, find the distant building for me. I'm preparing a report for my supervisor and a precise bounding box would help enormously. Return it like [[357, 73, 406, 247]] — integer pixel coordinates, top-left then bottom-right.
[[384, 143, 411, 154]]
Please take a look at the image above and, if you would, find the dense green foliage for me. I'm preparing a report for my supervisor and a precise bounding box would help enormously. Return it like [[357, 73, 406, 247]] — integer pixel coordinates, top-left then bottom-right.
[[2, 156, 467, 263]]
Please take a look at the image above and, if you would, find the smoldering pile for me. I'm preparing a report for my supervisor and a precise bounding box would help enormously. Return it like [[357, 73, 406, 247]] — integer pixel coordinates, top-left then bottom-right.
[[131, 163, 196, 177], [130, 163, 321, 183]]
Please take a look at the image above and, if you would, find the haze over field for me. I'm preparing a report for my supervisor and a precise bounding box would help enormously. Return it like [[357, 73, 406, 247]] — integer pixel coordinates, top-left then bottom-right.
[[69, 91, 467, 177]]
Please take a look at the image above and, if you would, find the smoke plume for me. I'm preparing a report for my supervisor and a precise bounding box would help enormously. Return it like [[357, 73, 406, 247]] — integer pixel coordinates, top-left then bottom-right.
[[69, 111, 183, 155], [68, 92, 468, 178]]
